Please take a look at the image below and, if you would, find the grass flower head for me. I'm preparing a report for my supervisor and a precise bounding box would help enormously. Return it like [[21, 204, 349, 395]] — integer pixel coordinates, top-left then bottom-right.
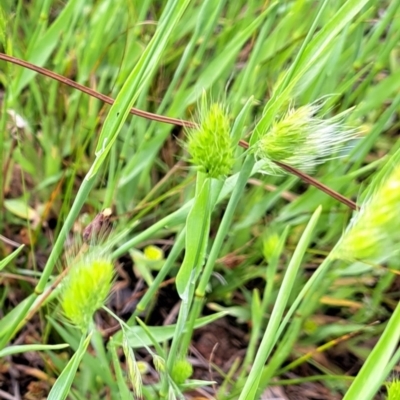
[[123, 336, 143, 397], [187, 99, 234, 179], [387, 376, 400, 400], [171, 358, 193, 384], [61, 250, 114, 331], [334, 164, 400, 262], [254, 102, 358, 175]]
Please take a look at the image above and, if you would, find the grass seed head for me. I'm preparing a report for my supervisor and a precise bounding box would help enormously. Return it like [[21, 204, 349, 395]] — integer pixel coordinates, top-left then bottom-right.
[[387, 377, 400, 400], [335, 165, 400, 262], [153, 354, 166, 373], [254, 102, 358, 175], [61, 255, 114, 331], [187, 100, 234, 179], [171, 358, 193, 385], [123, 336, 143, 398]]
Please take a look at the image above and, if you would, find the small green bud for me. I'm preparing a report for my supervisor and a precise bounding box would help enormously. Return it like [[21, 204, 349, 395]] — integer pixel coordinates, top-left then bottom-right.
[[303, 319, 319, 335], [335, 165, 400, 262], [187, 101, 234, 179], [136, 361, 149, 375], [144, 245, 163, 262], [254, 103, 358, 174], [132, 245, 164, 277], [263, 231, 280, 263], [61, 256, 114, 331], [171, 359, 193, 384]]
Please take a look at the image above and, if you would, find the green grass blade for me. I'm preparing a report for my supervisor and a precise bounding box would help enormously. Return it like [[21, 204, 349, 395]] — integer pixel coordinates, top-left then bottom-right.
[[11, 0, 84, 98], [121, 312, 227, 349], [0, 244, 24, 270], [176, 176, 212, 297], [89, 0, 192, 178], [47, 332, 92, 400], [0, 343, 69, 357], [239, 206, 322, 400], [185, 2, 277, 104], [110, 338, 134, 400], [343, 302, 400, 400]]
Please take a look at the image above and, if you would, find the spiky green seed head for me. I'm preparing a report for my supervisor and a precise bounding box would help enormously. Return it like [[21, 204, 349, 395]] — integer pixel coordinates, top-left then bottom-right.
[[61, 257, 114, 331], [335, 165, 400, 262], [171, 359, 193, 384], [387, 377, 400, 400], [187, 102, 234, 179], [254, 103, 358, 175]]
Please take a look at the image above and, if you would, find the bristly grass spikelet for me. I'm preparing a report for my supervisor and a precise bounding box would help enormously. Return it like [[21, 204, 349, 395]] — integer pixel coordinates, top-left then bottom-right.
[[387, 376, 400, 400], [186, 96, 234, 179], [254, 101, 359, 175], [123, 336, 143, 398], [153, 354, 166, 373], [334, 164, 400, 263], [61, 210, 115, 332], [386, 378, 400, 400], [61, 254, 114, 331], [171, 358, 193, 385]]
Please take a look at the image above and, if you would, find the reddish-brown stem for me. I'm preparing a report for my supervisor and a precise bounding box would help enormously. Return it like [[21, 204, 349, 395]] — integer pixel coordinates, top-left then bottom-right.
[[0, 52, 358, 211], [274, 161, 357, 211], [238, 140, 357, 211], [0, 53, 196, 129]]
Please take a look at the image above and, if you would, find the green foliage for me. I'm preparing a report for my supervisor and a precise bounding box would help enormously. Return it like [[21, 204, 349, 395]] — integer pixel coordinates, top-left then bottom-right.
[[0, 0, 399, 399]]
